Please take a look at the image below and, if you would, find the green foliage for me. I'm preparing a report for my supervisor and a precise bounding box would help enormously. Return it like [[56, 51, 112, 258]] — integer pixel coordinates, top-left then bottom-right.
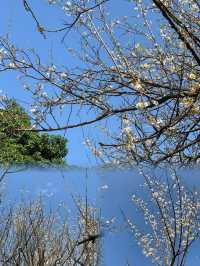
[[0, 98, 68, 167]]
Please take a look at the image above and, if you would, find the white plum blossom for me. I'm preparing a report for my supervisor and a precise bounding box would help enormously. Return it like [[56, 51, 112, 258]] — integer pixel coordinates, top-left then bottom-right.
[[0, 48, 6, 61], [48, 65, 56, 72], [41, 92, 48, 98], [8, 62, 16, 69], [129, 171, 200, 266], [134, 81, 143, 90], [60, 72, 67, 79], [136, 101, 149, 110], [0, 0, 198, 166], [188, 72, 196, 80], [30, 107, 39, 114]]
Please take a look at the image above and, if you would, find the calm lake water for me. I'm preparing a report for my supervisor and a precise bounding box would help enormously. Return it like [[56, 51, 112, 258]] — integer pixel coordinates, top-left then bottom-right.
[[1, 166, 200, 266]]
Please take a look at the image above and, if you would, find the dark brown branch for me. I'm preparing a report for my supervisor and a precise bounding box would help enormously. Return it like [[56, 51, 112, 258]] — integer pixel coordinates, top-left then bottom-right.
[[152, 0, 200, 66]]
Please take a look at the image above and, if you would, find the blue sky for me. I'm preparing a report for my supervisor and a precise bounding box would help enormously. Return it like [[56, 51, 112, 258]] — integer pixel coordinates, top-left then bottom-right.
[[0, 0, 97, 166], [3, 167, 200, 266], [1, 2, 200, 266], [0, 0, 140, 167]]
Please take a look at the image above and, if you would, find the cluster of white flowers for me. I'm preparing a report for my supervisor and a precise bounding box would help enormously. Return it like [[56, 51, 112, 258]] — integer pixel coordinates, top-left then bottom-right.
[[60, 72, 68, 79], [140, 63, 149, 70], [41, 92, 48, 98], [62, 1, 72, 13], [134, 81, 143, 90], [129, 172, 200, 265], [0, 48, 7, 62], [136, 101, 149, 110], [8, 62, 16, 69], [48, 65, 56, 73], [122, 126, 137, 151], [83, 138, 103, 158], [180, 97, 199, 114], [147, 116, 163, 129], [188, 72, 196, 80], [30, 107, 39, 114], [0, 90, 7, 102]]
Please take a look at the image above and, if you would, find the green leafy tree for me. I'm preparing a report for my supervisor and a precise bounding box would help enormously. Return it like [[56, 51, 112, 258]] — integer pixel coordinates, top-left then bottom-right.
[[0, 98, 68, 167]]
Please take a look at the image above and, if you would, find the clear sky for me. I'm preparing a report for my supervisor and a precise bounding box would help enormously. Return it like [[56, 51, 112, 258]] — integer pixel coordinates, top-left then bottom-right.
[[1, 2, 200, 266], [0, 0, 136, 167], [3, 167, 200, 266], [0, 0, 101, 166]]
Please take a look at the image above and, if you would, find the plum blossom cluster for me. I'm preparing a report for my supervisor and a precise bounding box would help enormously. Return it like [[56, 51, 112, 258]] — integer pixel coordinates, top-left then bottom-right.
[[24, 1, 200, 164], [83, 138, 103, 159], [0, 194, 101, 266], [0, 0, 199, 166], [128, 170, 200, 265], [0, 48, 7, 62]]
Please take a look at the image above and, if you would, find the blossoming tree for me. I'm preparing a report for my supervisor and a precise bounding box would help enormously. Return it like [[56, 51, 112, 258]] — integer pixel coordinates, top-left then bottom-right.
[[0, 0, 199, 166], [0, 0, 199, 265], [125, 169, 200, 266]]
